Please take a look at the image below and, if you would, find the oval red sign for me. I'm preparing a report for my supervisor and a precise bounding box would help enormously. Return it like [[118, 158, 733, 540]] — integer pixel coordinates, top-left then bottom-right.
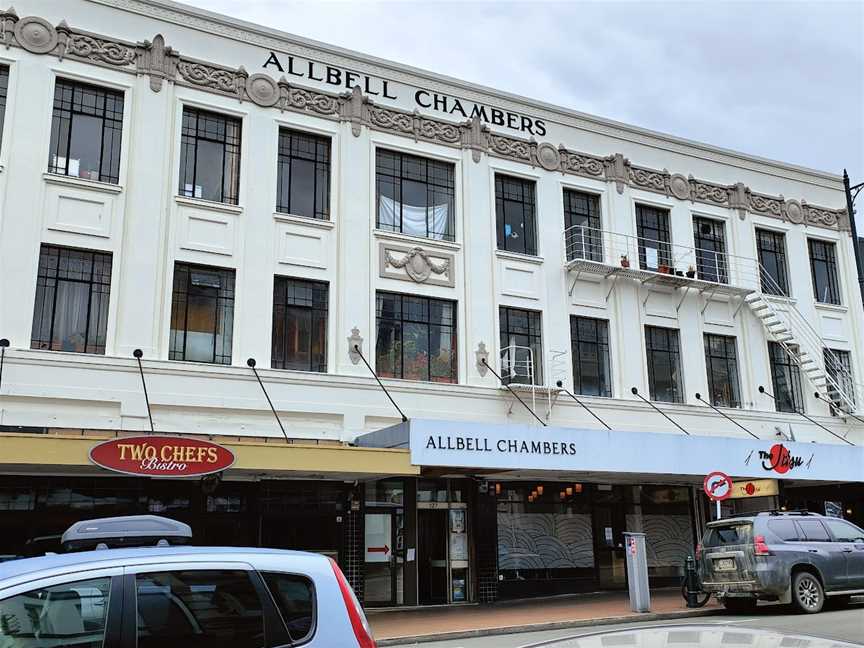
[[89, 436, 235, 477]]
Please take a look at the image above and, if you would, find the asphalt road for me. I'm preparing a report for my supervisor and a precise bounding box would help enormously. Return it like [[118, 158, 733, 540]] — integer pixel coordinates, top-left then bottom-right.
[[387, 601, 864, 647]]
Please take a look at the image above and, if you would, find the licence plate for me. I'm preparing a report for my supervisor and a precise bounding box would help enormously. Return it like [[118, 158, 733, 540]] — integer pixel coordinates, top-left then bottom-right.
[[714, 558, 736, 571]]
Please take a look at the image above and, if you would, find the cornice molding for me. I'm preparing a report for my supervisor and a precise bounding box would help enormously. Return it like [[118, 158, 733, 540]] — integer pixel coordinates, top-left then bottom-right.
[[7, 6, 849, 231]]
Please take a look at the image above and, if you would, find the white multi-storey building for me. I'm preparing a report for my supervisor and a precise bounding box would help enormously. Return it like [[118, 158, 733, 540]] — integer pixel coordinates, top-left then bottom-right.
[[0, 0, 861, 606]]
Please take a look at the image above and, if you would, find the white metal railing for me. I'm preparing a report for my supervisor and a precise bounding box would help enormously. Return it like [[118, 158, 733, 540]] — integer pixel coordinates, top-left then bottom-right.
[[562, 225, 762, 290]]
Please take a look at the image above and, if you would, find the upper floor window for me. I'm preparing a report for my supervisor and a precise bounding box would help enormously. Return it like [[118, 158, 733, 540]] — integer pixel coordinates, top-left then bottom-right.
[[48, 78, 124, 184], [495, 175, 537, 256], [636, 204, 671, 271], [376, 149, 455, 241], [277, 128, 330, 220], [704, 334, 741, 408], [570, 316, 611, 397], [693, 217, 728, 284], [756, 229, 789, 296], [31, 245, 112, 354], [169, 263, 235, 365], [808, 239, 840, 305], [376, 292, 457, 383], [645, 326, 683, 403], [0, 65, 9, 146], [179, 107, 241, 205], [564, 189, 602, 262], [499, 306, 543, 385], [767, 341, 803, 413], [824, 348, 854, 415], [272, 277, 328, 372]]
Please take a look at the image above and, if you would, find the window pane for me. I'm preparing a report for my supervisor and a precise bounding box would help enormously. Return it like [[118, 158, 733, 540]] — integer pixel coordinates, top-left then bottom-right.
[[136, 570, 264, 648], [824, 519, 864, 542], [646, 327, 682, 403], [797, 520, 829, 541], [194, 138, 226, 202], [68, 113, 104, 181], [289, 158, 316, 219], [500, 306, 543, 385], [704, 334, 740, 408], [571, 316, 611, 397], [757, 229, 788, 296], [768, 342, 803, 413], [262, 572, 315, 642], [170, 263, 235, 364], [0, 577, 111, 647]]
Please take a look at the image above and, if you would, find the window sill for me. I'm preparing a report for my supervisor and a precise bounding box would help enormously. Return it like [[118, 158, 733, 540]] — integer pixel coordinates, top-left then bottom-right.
[[814, 302, 847, 314], [175, 195, 243, 215], [373, 229, 461, 251], [273, 212, 335, 230], [495, 249, 544, 265], [43, 173, 123, 194]]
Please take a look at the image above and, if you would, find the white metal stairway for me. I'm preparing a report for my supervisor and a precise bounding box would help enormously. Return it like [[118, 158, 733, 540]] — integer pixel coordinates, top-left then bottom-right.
[[745, 266, 860, 415]]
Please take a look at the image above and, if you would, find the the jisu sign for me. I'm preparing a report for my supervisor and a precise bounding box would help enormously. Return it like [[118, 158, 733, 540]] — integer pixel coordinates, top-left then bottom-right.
[[90, 436, 235, 478], [262, 51, 547, 136], [407, 420, 864, 482]]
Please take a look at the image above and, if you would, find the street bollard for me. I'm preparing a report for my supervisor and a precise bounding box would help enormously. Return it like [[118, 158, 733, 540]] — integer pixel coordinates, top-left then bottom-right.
[[684, 555, 700, 608]]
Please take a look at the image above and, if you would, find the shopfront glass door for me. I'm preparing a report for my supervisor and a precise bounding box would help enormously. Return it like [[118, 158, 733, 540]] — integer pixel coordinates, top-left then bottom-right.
[[364, 510, 399, 606], [593, 502, 627, 588]]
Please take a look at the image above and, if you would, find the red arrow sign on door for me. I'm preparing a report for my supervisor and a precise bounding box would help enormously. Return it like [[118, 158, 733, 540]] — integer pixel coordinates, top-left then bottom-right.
[[368, 545, 390, 555]]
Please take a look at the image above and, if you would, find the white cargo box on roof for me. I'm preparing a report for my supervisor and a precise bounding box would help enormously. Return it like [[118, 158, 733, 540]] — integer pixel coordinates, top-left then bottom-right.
[[61, 515, 192, 551]]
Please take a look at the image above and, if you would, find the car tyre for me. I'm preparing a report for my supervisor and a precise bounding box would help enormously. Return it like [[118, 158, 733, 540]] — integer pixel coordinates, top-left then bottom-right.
[[791, 571, 824, 614], [722, 596, 758, 612]]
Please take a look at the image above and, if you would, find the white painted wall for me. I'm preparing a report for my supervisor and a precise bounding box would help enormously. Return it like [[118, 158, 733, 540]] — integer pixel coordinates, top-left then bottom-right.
[[0, 0, 862, 451]]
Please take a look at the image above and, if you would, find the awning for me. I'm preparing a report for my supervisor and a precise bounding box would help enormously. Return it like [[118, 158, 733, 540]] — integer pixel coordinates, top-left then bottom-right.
[[356, 419, 863, 483], [0, 432, 419, 479]]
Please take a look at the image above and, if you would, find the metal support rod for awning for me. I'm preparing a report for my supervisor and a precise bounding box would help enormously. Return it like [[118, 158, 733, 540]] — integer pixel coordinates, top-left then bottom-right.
[[0, 338, 8, 393], [132, 349, 155, 434], [813, 391, 864, 426], [354, 344, 408, 422], [481, 358, 546, 426], [630, 387, 689, 435], [555, 381, 611, 430], [695, 392, 759, 439], [246, 358, 291, 444], [758, 386, 854, 446]]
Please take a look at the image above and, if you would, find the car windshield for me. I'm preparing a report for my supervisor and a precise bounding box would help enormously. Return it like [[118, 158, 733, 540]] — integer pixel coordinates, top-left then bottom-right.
[[703, 523, 751, 547]]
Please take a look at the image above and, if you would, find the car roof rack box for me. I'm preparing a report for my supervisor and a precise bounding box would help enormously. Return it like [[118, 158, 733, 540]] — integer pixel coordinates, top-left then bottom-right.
[[61, 515, 192, 552]]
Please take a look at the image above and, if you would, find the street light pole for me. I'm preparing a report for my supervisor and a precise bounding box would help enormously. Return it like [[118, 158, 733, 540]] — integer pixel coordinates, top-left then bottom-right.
[[843, 169, 864, 307]]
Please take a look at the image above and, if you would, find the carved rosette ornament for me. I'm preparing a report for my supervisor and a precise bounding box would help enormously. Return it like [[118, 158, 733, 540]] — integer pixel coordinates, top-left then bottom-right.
[[14, 16, 57, 54], [3, 8, 849, 231]]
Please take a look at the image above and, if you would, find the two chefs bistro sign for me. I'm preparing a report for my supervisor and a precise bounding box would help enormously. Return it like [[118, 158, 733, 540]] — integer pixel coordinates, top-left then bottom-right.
[[90, 436, 234, 478]]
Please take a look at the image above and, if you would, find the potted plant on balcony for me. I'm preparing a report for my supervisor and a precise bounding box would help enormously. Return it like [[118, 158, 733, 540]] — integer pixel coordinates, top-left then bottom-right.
[[658, 263, 670, 274], [686, 265, 696, 278], [620, 254, 630, 268]]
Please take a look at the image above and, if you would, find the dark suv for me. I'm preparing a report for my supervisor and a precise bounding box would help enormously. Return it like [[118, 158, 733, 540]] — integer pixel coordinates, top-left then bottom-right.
[[698, 511, 864, 613]]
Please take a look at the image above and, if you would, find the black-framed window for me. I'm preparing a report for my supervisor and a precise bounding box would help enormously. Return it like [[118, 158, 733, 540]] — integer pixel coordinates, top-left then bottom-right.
[[768, 341, 804, 413], [808, 239, 840, 305], [272, 277, 328, 373], [824, 348, 854, 415], [693, 217, 728, 283], [636, 204, 672, 271], [495, 175, 537, 256], [499, 307, 543, 385], [570, 316, 611, 397], [563, 189, 602, 262], [277, 128, 330, 220], [704, 334, 741, 408], [0, 65, 9, 146], [169, 263, 235, 365], [376, 149, 455, 241], [376, 292, 457, 383], [31, 245, 112, 354], [756, 229, 789, 296], [48, 78, 124, 184], [179, 107, 241, 204], [645, 326, 683, 403]]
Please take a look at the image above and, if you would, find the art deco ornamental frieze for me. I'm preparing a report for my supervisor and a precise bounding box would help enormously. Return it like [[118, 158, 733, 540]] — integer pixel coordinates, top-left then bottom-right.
[[3, 8, 848, 230]]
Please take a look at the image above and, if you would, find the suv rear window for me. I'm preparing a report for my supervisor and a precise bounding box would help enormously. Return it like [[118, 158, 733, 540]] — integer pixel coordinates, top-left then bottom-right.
[[704, 523, 751, 547], [768, 519, 800, 541], [797, 519, 830, 541]]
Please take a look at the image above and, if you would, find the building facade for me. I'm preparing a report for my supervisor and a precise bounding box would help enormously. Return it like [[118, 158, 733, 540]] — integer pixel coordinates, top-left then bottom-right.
[[0, 0, 862, 606]]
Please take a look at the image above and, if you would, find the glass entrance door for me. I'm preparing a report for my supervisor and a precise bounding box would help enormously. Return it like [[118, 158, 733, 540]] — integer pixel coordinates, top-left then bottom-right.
[[593, 502, 627, 588], [364, 510, 398, 606]]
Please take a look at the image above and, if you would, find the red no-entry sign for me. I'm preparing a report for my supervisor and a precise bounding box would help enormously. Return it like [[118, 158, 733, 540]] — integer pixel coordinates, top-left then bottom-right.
[[703, 471, 733, 502]]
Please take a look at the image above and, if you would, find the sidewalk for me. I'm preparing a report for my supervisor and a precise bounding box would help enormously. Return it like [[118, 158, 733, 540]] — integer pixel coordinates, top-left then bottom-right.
[[368, 588, 721, 645]]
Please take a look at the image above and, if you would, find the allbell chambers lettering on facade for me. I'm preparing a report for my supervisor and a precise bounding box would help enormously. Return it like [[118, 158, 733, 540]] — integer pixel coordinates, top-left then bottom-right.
[[425, 435, 578, 456], [262, 51, 546, 136]]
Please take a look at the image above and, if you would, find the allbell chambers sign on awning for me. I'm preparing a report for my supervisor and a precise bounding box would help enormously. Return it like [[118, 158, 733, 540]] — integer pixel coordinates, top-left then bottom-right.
[[361, 419, 864, 482]]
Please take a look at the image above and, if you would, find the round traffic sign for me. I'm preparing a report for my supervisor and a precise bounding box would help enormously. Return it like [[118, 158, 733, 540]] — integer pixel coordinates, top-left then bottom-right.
[[703, 471, 733, 501]]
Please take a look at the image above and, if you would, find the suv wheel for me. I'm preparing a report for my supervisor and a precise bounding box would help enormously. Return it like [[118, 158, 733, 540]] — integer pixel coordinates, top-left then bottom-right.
[[722, 596, 757, 612], [791, 571, 824, 614]]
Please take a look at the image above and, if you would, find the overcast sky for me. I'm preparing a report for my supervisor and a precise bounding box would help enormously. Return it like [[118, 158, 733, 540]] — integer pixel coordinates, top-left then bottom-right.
[[190, 0, 863, 227]]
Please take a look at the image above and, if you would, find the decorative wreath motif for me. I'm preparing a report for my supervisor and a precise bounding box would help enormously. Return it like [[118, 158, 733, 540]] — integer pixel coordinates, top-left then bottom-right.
[[385, 247, 450, 283]]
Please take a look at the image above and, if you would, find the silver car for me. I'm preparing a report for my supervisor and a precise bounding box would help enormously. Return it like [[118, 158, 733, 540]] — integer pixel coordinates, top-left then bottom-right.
[[698, 511, 864, 613], [0, 546, 377, 647]]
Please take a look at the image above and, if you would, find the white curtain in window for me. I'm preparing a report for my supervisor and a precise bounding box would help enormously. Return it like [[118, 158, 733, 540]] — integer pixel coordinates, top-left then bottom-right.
[[379, 195, 449, 239], [53, 281, 90, 352]]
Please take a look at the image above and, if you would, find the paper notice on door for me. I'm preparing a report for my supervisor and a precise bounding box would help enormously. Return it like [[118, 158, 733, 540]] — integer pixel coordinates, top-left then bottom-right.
[[364, 513, 391, 563], [406, 548, 416, 562], [645, 247, 658, 269]]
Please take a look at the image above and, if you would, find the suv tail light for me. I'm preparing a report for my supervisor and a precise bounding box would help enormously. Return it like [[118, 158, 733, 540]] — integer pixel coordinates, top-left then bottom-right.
[[754, 534, 771, 556], [695, 542, 702, 560], [329, 557, 377, 648]]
